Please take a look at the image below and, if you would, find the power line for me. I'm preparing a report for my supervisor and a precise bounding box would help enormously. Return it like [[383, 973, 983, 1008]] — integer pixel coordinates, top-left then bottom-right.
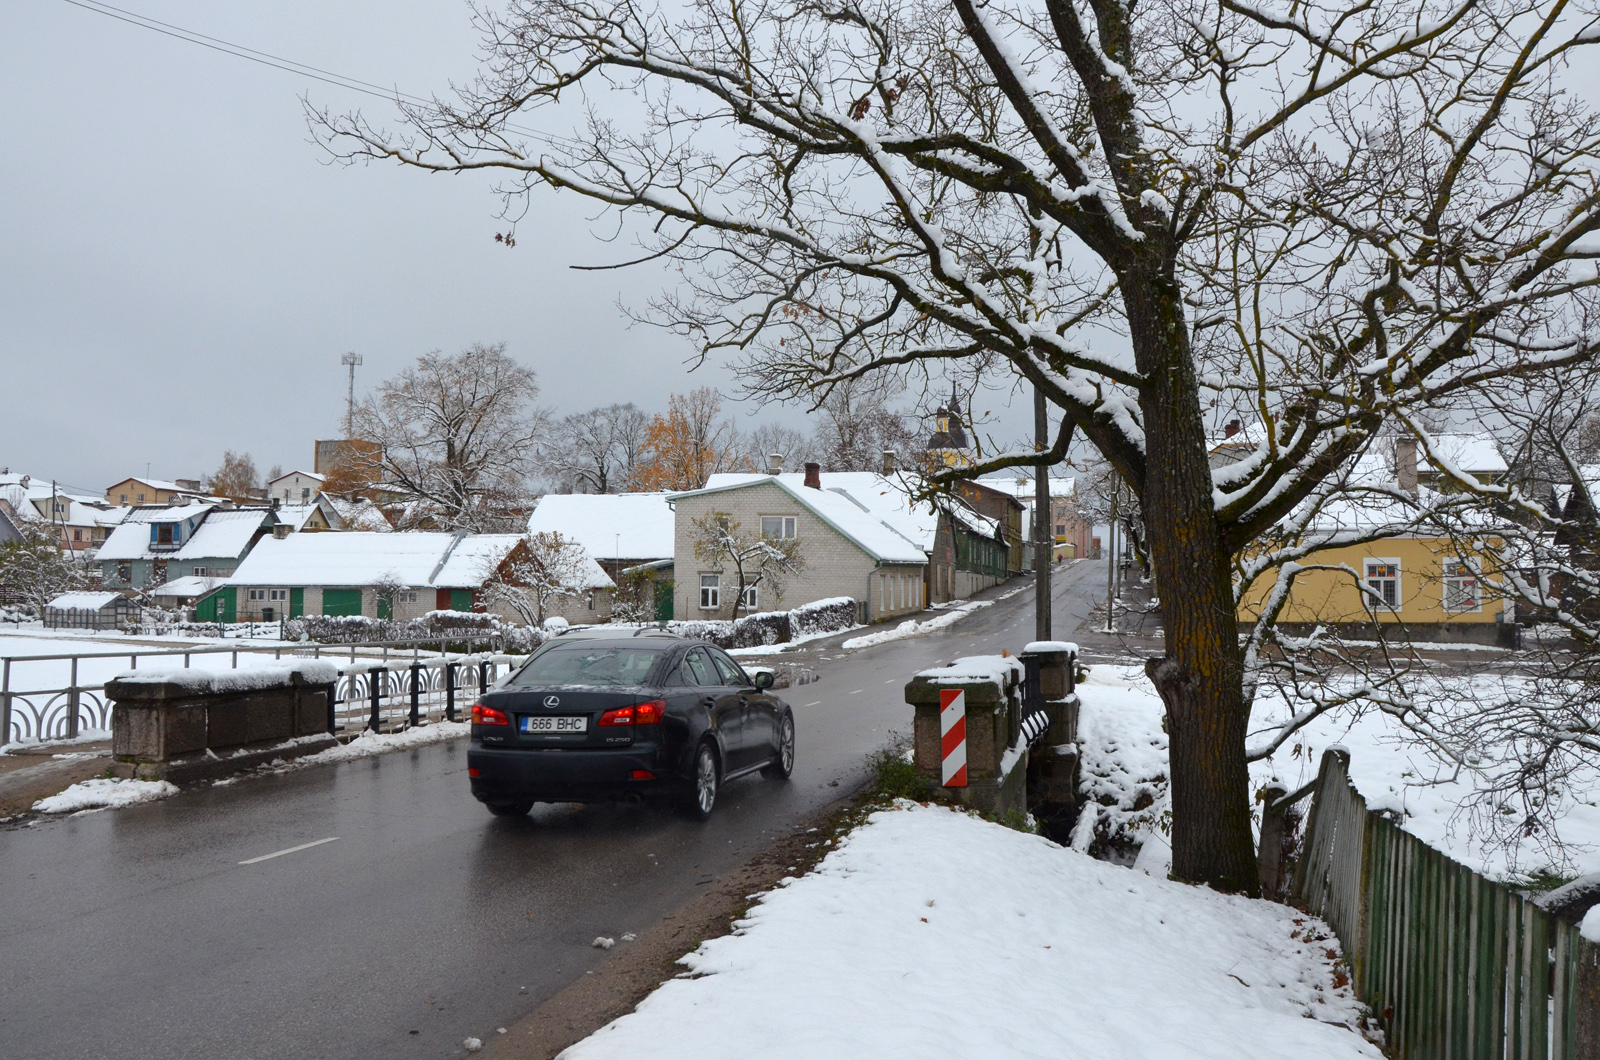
[[53, 0, 554, 144]]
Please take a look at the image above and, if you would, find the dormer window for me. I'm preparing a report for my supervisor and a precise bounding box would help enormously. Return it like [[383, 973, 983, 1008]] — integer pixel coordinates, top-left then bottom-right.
[[151, 523, 178, 546]]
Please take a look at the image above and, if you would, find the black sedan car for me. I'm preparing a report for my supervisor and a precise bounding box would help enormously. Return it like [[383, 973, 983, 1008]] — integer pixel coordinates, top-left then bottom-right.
[[467, 630, 796, 819]]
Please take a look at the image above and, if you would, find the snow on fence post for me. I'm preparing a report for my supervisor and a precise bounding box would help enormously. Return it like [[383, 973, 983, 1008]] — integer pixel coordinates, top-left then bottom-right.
[[904, 656, 1025, 817]]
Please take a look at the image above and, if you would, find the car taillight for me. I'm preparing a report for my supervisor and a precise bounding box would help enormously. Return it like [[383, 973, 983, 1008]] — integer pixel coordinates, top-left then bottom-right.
[[631, 770, 655, 780], [472, 703, 509, 726], [468, 767, 481, 777], [599, 700, 666, 727]]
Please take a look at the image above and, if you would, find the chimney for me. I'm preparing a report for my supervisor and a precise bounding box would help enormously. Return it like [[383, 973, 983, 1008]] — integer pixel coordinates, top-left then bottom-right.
[[882, 449, 897, 475], [1396, 437, 1418, 496], [767, 453, 783, 475], [1224, 419, 1241, 439], [803, 462, 822, 489]]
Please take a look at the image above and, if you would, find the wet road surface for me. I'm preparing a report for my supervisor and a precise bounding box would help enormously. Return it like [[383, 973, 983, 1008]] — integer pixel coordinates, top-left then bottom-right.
[[0, 563, 1104, 1060]]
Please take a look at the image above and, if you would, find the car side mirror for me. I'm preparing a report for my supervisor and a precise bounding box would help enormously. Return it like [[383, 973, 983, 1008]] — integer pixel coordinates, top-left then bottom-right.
[[752, 670, 774, 691]]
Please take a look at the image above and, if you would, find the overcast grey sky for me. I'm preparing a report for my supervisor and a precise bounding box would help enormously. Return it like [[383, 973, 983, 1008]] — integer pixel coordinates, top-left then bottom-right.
[[1, 0, 1040, 494]]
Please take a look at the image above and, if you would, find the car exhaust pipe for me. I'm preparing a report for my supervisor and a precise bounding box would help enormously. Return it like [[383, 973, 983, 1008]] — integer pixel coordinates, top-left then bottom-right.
[[623, 791, 644, 806]]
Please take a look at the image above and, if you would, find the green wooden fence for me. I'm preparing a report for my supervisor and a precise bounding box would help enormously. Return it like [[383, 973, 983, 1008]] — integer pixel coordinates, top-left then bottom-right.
[[1294, 748, 1597, 1060]]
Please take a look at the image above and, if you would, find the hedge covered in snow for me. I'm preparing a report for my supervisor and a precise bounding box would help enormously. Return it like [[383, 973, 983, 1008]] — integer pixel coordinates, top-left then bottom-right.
[[284, 597, 859, 652]]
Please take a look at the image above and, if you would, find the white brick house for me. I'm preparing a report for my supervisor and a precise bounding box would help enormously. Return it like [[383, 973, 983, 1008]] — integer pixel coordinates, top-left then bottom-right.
[[669, 472, 929, 623]]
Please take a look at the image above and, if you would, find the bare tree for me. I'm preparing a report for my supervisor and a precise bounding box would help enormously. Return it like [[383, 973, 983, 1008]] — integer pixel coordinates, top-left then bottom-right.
[[352, 343, 543, 531], [690, 510, 805, 618], [483, 531, 600, 625], [811, 377, 920, 472], [634, 388, 745, 491], [743, 422, 814, 473], [540, 403, 650, 493], [206, 451, 260, 502], [317, 0, 1600, 890]]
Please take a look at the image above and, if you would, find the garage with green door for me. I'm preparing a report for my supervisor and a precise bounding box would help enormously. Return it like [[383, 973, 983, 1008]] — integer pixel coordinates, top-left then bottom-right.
[[321, 588, 363, 616]]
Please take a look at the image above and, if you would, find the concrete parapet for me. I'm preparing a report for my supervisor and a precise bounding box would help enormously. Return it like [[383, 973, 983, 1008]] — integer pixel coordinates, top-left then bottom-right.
[[107, 662, 339, 781]]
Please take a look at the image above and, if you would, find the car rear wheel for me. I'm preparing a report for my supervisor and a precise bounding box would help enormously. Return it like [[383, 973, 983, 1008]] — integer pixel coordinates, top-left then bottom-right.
[[762, 713, 795, 780], [686, 742, 719, 820], [486, 800, 533, 817]]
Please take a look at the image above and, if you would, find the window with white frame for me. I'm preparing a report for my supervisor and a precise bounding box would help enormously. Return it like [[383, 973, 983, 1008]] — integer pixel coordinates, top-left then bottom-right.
[[1365, 559, 1401, 609], [1442, 560, 1481, 612], [741, 583, 758, 610], [700, 574, 721, 609], [248, 588, 267, 601], [268, 589, 288, 602], [760, 515, 798, 539]]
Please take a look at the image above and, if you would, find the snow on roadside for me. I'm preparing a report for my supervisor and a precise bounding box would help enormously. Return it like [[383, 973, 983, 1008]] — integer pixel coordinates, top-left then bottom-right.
[[840, 599, 992, 651], [33, 777, 179, 814], [1070, 665, 1172, 871], [725, 624, 865, 657], [288, 721, 469, 768], [563, 804, 1376, 1060]]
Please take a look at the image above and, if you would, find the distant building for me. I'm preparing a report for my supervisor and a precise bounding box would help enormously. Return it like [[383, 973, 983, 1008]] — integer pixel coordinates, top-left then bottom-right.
[[97, 505, 278, 591], [526, 492, 676, 580], [266, 469, 326, 505], [213, 530, 607, 624], [670, 465, 930, 623], [925, 389, 975, 470], [974, 472, 1090, 561], [0, 473, 127, 552], [103, 476, 204, 507]]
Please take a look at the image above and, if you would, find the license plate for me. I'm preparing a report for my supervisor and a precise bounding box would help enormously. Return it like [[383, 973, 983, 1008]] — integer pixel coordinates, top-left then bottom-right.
[[521, 715, 588, 734]]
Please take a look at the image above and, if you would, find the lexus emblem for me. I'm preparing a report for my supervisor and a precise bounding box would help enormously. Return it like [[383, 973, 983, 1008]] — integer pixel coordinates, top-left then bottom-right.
[[543, 695, 560, 708]]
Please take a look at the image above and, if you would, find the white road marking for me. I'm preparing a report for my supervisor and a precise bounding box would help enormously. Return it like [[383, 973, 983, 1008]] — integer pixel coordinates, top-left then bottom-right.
[[803, 701, 821, 707], [849, 689, 862, 695], [239, 837, 339, 865]]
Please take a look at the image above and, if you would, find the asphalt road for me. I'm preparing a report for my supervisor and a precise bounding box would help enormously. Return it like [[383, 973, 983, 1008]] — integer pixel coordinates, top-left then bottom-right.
[[0, 562, 1107, 1060]]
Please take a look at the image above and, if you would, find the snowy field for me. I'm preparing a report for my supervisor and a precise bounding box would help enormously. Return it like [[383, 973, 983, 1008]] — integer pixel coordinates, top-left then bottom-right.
[[1070, 664, 1600, 883], [563, 804, 1376, 1060]]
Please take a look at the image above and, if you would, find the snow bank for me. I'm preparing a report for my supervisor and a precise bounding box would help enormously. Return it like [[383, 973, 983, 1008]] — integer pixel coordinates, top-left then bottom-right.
[[564, 805, 1376, 1060], [290, 721, 469, 768], [841, 599, 992, 650], [1071, 666, 1172, 864], [109, 659, 340, 692], [33, 777, 179, 814], [1023, 640, 1078, 654]]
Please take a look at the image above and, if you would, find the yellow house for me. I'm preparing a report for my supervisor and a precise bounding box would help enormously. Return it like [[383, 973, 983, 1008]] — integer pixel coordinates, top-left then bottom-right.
[[1238, 536, 1512, 646]]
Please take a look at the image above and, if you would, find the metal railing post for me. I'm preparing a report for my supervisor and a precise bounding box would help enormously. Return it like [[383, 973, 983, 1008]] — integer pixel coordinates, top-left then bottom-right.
[[445, 662, 456, 721], [67, 657, 80, 739], [478, 660, 489, 698], [1, 658, 10, 746], [369, 668, 384, 732], [409, 663, 421, 728]]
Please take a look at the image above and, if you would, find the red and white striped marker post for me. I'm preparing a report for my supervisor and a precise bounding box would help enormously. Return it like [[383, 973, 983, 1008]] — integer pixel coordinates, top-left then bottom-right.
[[940, 688, 968, 787]]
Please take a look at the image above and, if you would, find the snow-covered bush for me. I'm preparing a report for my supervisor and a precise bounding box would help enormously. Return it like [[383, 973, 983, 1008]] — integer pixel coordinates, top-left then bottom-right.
[[791, 597, 858, 638], [284, 610, 548, 653]]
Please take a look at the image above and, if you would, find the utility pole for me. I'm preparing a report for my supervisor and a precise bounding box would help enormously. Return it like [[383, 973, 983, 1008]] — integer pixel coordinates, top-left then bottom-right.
[[341, 352, 363, 437], [1104, 484, 1119, 633], [1033, 386, 1052, 642]]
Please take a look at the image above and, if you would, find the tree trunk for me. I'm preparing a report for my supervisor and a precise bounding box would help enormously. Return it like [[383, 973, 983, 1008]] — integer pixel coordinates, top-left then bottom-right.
[[1127, 272, 1260, 894]]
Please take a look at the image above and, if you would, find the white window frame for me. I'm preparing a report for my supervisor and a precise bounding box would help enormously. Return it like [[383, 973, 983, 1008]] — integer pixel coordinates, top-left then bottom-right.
[[760, 514, 798, 540], [1365, 559, 1401, 610], [268, 588, 288, 602], [1442, 559, 1482, 613], [248, 588, 267, 602], [741, 583, 758, 610], [700, 573, 721, 610]]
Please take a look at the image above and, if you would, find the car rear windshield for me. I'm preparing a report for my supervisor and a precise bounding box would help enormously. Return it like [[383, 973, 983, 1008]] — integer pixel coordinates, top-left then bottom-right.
[[508, 646, 666, 688]]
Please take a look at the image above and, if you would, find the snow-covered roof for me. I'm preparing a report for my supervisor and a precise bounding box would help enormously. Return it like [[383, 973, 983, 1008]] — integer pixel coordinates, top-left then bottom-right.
[[149, 575, 230, 598], [229, 531, 527, 588], [972, 473, 1076, 502], [173, 509, 272, 559], [95, 504, 216, 561], [321, 494, 392, 531], [677, 476, 928, 564], [434, 534, 536, 587], [943, 500, 1001, 538], [1421, 434, 1508, 476], [702, 472, 939, 551], [527, 492, 676, 560], [274, 502, 325, 532], [46, 591, 126, 611]]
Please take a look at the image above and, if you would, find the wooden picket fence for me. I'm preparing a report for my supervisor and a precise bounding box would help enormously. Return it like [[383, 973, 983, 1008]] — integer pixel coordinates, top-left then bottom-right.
[[1294, 748, 1600, 1060]]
